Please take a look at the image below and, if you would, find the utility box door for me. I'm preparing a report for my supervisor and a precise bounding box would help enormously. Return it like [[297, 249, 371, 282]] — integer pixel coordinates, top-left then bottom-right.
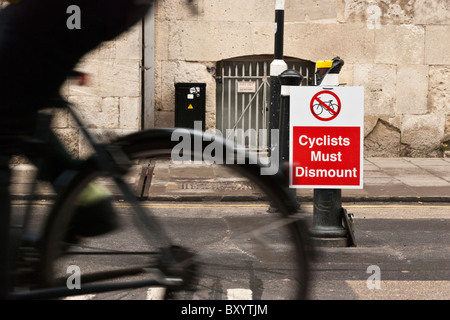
[[175, 83, 206, 131]]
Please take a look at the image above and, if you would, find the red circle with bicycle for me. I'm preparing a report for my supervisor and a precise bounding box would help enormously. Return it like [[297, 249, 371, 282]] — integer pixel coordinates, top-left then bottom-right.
[[310, 90, 341, 121]]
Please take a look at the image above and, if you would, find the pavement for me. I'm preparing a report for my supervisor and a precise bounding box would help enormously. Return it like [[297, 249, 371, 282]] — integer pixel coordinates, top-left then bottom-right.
[[8, 157, 450, 300], [10, 157, 450, 202]]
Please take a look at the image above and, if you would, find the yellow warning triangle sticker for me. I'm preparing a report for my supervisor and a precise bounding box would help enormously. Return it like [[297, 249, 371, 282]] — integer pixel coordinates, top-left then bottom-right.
[[188, 104, 194, 109]]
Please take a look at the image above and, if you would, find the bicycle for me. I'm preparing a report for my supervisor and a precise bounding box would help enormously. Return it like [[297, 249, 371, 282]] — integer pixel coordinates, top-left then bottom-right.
[[312, 99, 339, 116], [4, 94, 311, 300]]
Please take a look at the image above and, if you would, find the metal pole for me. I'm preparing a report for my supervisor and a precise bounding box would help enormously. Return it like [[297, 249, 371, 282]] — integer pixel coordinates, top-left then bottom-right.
[[274, 0, 285, 60], [278, 69, 303, 212], [278, 69, 303, 174], [309, 57, 353, 247], [142, 4, 156, 129], [269, 0, 287, 157]]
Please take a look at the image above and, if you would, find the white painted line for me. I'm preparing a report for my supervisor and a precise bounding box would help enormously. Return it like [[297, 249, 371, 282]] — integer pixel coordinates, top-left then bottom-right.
[[227, 288, 252, 300], [64, 294, 96, 300], [147, 287, 166, 300]]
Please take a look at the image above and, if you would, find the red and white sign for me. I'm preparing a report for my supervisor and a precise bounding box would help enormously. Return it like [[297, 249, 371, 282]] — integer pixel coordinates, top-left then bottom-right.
[[289, 86, 364, 189], [310, 90, 341, 121], [237, 81, 257, 93]]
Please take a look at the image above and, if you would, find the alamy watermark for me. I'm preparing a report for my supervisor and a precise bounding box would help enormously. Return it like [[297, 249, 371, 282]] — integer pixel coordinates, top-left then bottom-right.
[[366, 4, 382, 30], [366, 265, 381, 290], [67, 4, 383, 31], [66, 265, 81, 290], [171, 121, 280, 176], [66, 5, 81, 30]]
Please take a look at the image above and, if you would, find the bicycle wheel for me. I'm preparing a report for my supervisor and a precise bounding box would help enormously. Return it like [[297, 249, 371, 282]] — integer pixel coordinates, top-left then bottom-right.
[[312, 103, 323, 116], [38, 129, 310, 300], [326, 102, 338, 115]]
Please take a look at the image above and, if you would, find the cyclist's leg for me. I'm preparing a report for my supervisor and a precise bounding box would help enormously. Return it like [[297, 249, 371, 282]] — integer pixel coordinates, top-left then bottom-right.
[[28, 129, 118, 238], [0, 155, 11, 299], [29, 128, 82, 185]]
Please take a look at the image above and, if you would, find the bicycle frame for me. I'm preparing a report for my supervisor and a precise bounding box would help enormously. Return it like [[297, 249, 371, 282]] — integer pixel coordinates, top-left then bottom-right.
[[7, 103, 183, 300], [8, 101, 305, 300]]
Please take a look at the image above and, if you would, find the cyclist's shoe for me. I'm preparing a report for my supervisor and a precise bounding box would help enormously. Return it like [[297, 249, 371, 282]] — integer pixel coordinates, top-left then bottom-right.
[[158, 246, 197, 291], [68, 184, 118, 238]]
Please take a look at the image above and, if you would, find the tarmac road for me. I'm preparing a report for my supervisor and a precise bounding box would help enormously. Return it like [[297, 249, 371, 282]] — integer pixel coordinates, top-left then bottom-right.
[[306, 202, 450, 300], [9, 200, 450, 300]]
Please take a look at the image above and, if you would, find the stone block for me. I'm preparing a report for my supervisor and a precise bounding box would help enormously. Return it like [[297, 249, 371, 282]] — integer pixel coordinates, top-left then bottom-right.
[[248, 21, 275, 56], [51, 108, 69, 129], [285, 0, 337, 22], [83, 40, 116, 61], [353, 64, 397, 116], [157, 0, 293, 23], [414, 0, 450, 25], [120, 97, 141, 130], [425, 25, 450, 65], [445, 115, 450, 142], [388, 115, 402, 131], [395, 65, 429, 115], [364, 118, 401, 157], [284, 23, 376, 64], [381, 0, 415, 24], [339, 63, 354, 86], [364, 114, 400, 138], [201, 0, 273, 23], [157, 0, 202, 21], [375, 25, 425, 65], [77, 16, 141, 62], [154, 111, 175, 128], [70, 59, 141, 97], [428, 66, 450, 114], [364, 115, 381, 138], [168, 20, 254, 61], [337, 0, 414, 25], [68, 96, 119, 129], [155, 21, 170, 61], [115, 23, 142, 60], [401, 114, 445, 157], [205, 108, 217, 131]]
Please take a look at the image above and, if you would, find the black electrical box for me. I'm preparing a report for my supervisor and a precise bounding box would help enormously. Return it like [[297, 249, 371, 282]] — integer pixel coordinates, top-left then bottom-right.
[[175, 83, 206, 131]]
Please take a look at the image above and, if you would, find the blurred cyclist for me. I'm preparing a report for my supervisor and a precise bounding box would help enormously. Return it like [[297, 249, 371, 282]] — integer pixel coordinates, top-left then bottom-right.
[[0, 0, 155, 299]]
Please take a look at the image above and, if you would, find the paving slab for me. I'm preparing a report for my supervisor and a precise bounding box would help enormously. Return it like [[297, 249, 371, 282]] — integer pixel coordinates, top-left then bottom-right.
[[9, 158, 450, 202]]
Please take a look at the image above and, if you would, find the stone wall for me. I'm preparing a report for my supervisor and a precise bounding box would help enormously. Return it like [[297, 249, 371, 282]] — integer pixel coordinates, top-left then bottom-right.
[[155, 0, 450, 157], [60, 23, 143, 159], [1, 1, 449, 158]]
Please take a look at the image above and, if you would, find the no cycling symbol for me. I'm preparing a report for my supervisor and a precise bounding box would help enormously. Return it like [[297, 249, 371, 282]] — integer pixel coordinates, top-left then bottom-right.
[[310, 90, 341, 121]]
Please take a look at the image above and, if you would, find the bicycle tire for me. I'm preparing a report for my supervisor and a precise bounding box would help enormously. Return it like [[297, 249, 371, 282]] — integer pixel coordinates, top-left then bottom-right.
[[327, 103, 338, 115], [38, 128, 310, 300], [312, 103, 323, 116]]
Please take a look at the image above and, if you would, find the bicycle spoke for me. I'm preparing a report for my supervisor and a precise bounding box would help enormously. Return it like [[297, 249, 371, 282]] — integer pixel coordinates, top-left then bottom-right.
[[35, 129, 309, 300]]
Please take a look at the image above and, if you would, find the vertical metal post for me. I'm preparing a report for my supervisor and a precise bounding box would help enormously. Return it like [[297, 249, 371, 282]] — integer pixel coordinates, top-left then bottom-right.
[[309, 57, 351, 247], [278, 70, 303, 212], [278, 69, 303, 174], [142, 4, 156, 129], [269, 0, 287, 156]]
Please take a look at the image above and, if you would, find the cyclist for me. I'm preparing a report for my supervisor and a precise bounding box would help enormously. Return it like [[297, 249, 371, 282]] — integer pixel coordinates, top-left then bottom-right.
[[0, 0, 155, 299]]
